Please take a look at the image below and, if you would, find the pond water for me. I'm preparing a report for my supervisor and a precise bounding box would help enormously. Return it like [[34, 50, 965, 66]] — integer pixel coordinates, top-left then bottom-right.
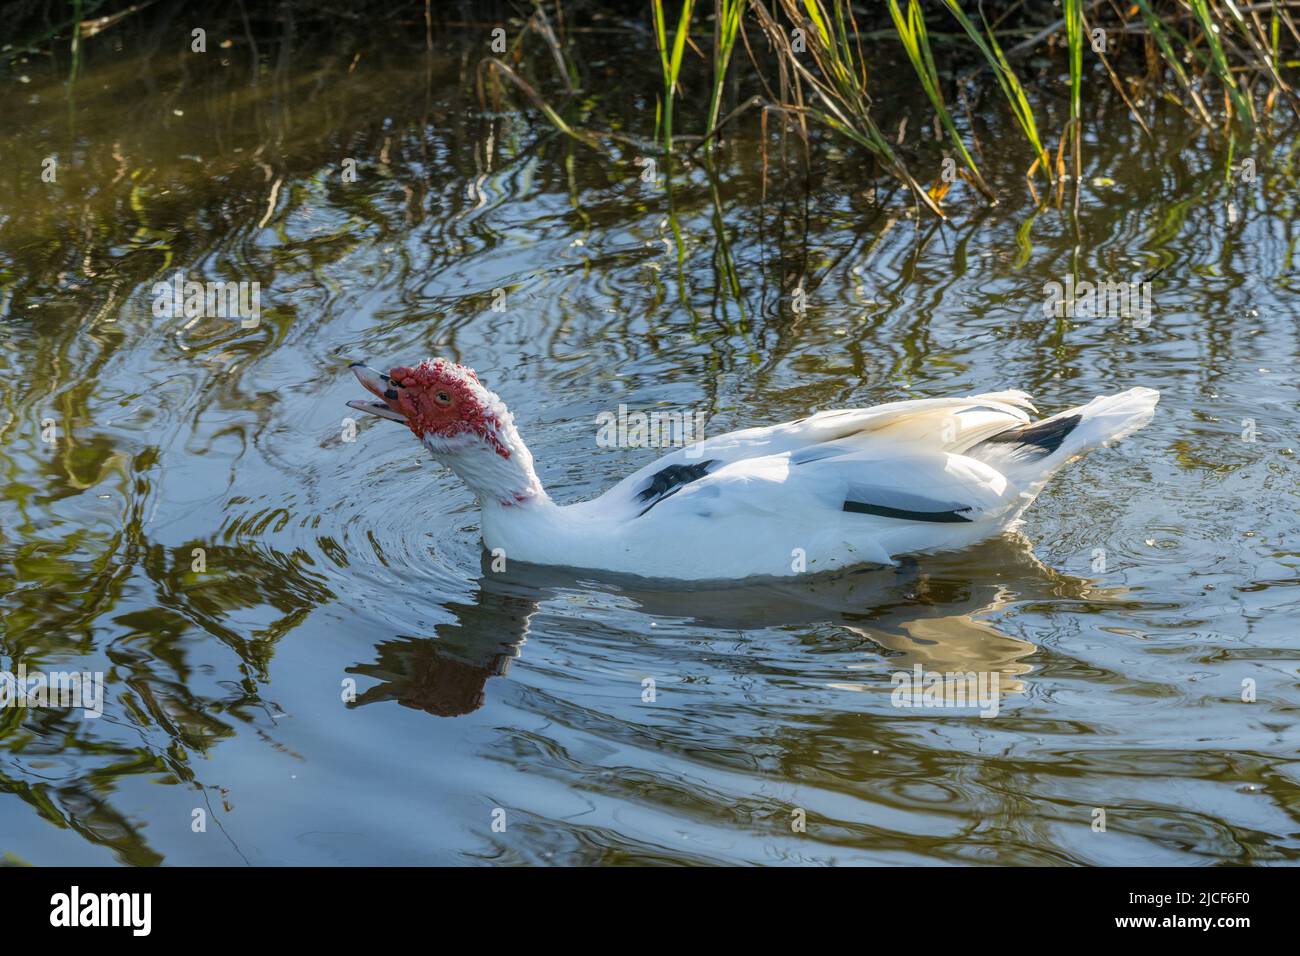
[[1, 15, 1297, 866]]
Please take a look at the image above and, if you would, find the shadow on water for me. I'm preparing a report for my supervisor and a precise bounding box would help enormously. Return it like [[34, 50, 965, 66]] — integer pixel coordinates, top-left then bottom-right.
[[348, 535, 1108, 719]]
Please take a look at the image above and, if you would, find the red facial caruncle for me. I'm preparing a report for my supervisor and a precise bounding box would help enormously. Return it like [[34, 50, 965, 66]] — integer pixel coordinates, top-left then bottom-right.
[[386, 360, 510, 459]]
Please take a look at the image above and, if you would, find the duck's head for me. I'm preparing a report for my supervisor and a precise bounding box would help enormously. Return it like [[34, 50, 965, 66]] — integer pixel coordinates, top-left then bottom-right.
[[348, 358, 545, 505]]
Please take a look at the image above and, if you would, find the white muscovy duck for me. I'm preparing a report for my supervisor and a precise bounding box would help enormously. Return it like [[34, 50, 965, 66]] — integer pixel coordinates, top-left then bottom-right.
[[347, 359, 1158, 581]]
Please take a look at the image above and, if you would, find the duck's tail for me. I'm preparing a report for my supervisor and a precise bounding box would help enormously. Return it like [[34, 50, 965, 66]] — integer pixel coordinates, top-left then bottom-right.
[[969, 387, 1160, 490]]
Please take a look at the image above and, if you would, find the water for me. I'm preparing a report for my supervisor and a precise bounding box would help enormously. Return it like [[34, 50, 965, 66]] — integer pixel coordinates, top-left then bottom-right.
[[1, 16, 1297, 866]]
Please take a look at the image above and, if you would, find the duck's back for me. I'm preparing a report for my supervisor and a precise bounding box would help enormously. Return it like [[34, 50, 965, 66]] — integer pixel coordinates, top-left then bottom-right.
[[502, 388, 1158, 580]]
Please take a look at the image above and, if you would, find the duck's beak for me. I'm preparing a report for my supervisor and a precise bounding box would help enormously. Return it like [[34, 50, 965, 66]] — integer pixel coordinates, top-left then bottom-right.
[[346, 362, 408, 423]]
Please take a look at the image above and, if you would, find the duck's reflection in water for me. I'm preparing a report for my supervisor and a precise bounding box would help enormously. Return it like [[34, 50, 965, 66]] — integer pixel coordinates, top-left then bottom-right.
[[345, 585, 535, 717], [347, 534, 1098, 717]]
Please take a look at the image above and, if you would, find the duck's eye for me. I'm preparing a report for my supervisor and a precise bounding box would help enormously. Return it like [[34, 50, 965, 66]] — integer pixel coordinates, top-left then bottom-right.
[[435, 391, 452, 405]]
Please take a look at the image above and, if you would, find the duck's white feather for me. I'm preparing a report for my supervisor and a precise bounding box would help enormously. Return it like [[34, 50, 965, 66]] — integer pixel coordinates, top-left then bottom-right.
[[596, 390, 1034, 509], [467, 387, 1159, 581]]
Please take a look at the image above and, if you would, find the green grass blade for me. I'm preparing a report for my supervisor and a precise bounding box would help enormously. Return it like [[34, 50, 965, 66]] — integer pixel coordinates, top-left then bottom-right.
[[888, 0, 994, 200], [705, 0, 745, 148], [653, 0, 697, 153], [1132, 0, 1214, 126], [940, 0, 1049, 180], [1188, 0, 1255, 133]]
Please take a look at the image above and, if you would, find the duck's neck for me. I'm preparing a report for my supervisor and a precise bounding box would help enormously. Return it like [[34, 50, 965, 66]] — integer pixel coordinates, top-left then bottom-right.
[[428, 415, 551, 509]]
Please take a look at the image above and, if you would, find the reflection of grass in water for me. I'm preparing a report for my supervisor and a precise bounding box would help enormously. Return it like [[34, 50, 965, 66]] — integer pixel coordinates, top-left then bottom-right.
[[479, 1, 1298, 218], [15, 1, 1299, 222]]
